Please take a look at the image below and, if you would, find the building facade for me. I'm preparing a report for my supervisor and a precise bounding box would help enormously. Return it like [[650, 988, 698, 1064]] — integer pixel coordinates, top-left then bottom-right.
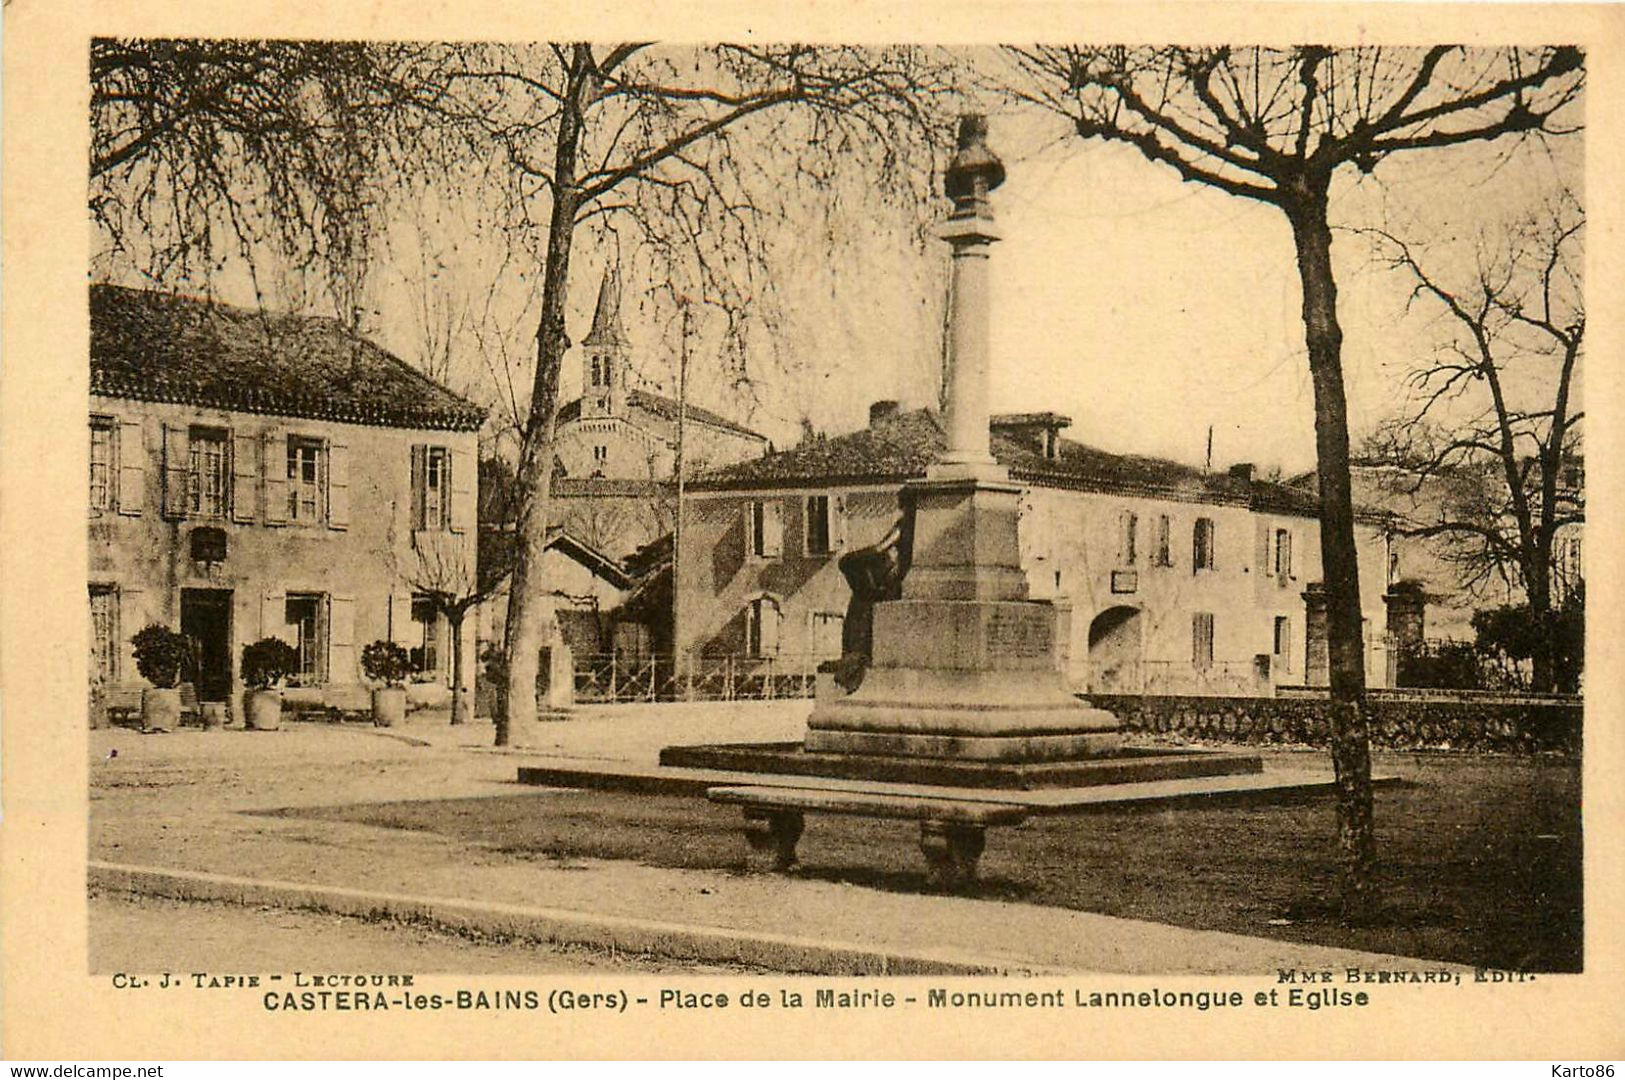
[[549, 271, 769, 559], [88, 284, 485, 716], [677, 405, 1401, 695]]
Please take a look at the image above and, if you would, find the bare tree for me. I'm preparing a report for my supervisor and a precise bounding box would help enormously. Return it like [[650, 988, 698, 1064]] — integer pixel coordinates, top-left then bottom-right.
[[996, 44, 1583, 915], [377, 522, 510, 727], [90, 39, 459, 324], [1360, 195, 1584, 691], [443, 44, 946, 744]]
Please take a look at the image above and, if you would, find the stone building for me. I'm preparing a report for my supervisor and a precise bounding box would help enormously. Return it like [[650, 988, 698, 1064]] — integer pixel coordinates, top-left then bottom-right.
[[549, 270, 770, 559], [678, 403, 1405, 695], [87, 284, 485, 717]]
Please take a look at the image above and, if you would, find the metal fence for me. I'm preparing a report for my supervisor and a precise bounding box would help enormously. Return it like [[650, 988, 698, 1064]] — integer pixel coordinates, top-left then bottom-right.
[[571, 653, 822, 704]]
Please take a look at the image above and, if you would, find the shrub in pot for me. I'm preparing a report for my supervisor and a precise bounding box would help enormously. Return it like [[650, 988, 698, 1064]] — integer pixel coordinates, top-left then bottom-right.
[[361, 641, 412, 727], [130, 624, 191, 732], [241, 638, 299, 731]]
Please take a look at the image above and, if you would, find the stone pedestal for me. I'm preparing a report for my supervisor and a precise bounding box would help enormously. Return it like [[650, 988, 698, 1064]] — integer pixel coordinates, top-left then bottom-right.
[[804, 476, 1120, 762]]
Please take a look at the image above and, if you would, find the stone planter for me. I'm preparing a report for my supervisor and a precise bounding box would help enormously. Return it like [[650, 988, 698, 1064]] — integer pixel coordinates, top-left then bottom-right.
[[372, 686, 407, 728], [140, 687, 181, 732], [245, 689, 283, 731]]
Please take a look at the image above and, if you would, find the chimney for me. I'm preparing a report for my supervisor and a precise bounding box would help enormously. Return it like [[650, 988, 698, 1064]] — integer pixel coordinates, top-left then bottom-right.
[[869, 399, 900, 427], [1228, 462, 1255, 484]]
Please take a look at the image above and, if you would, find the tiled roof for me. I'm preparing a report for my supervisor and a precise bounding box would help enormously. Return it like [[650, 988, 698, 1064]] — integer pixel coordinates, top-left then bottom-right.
[[556, 388, 766, 441], [690, 407, 1329, 518], [90, 284, 487, 432], [553, 477, 669, 498]]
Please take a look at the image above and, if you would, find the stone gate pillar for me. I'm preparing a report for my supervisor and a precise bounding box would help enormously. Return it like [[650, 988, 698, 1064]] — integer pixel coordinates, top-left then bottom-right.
[[1302, 583, 1329, 688]]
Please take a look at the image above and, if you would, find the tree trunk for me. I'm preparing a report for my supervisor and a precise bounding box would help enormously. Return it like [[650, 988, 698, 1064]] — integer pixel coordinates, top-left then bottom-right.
[[1287, 184, 1377, 920], [447, 610, 469, 726], [498, 48, 590, 747], [1527, 566, 1557, 693]]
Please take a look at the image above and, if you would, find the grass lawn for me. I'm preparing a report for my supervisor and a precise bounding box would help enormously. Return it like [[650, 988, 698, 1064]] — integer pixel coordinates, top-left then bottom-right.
[[279, 750, 1582, 971]]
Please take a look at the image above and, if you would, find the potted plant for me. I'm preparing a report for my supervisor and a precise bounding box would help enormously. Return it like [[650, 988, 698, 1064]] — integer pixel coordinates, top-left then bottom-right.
[[241, 638, 299, 731], [130, 624, 191, 732], [361, 641, 412, 727]]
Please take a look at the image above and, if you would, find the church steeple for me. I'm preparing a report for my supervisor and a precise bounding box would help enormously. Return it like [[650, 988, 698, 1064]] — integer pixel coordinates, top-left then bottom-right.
[[584, 269, 626, 347], [582, 269, 627, 418]]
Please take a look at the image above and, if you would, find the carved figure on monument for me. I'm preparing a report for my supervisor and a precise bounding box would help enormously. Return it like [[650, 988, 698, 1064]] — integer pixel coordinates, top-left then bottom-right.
[[833, 493, 917, 692]]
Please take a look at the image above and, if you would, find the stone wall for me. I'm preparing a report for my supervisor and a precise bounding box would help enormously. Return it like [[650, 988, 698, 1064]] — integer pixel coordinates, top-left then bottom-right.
[[1088, 692, 1581, 755]]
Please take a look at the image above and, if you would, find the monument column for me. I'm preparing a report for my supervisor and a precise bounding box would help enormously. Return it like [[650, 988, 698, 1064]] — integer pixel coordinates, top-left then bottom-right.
[[935, 115, 1003, 478], [802, 115, 1122, 763]]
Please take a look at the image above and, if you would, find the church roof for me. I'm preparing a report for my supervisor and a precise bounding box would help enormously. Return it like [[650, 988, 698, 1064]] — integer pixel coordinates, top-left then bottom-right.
[[90, 283, 487, 432], [556, 387, 767, 442]]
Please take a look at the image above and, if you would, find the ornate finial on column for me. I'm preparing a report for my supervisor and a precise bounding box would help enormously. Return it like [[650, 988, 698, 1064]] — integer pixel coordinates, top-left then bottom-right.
[[944, 114, 1006, 215]]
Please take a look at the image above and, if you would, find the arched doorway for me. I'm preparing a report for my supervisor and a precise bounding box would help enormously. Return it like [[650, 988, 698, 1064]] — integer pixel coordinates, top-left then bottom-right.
[[1088, 606, 1143, 692]]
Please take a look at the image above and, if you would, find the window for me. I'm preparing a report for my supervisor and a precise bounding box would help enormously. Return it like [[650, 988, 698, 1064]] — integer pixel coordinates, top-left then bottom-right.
[[1154, 514, 1172, 567], [811, 611, 844, 660], [285, 594, 326, 681], [805, 495, 834, 556], [591, 356, 604, 388], [286, 438, 326, 523], [1193, 517, 1216, 571], [746, 596, 781, 657], [1117, 510, 1138, 567], [748, 500, 783, 558], [1273, 616, 1292, 673], [188, 427, 229, 518], [1192, 612, 1215, 669], [410, 595, 440, 675], [593, 445, 609, 466], [1274, 528, 1293, 577], [412, 446, 451, 530], [89, 417, 115, 514], [89, 585, 118, 684]]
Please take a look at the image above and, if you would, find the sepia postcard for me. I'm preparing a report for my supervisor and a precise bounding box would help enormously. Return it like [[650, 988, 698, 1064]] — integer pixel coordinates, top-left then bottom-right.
[[3, 0, 1623, 1062]]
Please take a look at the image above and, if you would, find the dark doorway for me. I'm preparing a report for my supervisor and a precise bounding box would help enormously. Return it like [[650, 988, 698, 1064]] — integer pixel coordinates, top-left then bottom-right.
[[180, 589, 233, 701]]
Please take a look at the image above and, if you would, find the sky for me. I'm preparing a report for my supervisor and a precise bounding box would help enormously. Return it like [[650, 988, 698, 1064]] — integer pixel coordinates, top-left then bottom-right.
[[94, 53, 1582, 479]]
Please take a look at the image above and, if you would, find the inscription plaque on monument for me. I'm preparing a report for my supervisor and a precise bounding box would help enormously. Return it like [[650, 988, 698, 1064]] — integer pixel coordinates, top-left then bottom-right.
[[985, 607, 1051, 659]]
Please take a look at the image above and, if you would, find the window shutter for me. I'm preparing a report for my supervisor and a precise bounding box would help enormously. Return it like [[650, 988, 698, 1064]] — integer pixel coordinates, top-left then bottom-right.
[[230, 432, 258, 522], [328, 595, 356, 682], [118, 586, 147, 681], [832, 493, 847, 550], [262, 432, 288, 525], [410, 445, 428, 531], [328, 441, 350, 530], [1256, 523, 1270, 574], [1208, 521, 1217, 570], [116, 419, 145, 516], [1282, 531, 1293, 576], [450, 447, 474, 534], [762, 500, 783, 557], [161, 423, 189, 519], [391, 593, 416, 646], [260, 589, 290, 645]]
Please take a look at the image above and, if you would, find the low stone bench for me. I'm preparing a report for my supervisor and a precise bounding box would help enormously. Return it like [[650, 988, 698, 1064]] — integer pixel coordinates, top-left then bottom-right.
[[706, 785, 1027, 890]]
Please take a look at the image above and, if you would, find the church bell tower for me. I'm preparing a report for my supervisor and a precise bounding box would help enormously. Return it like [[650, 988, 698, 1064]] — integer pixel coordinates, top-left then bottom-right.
[[582, 269, 627, 418]]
